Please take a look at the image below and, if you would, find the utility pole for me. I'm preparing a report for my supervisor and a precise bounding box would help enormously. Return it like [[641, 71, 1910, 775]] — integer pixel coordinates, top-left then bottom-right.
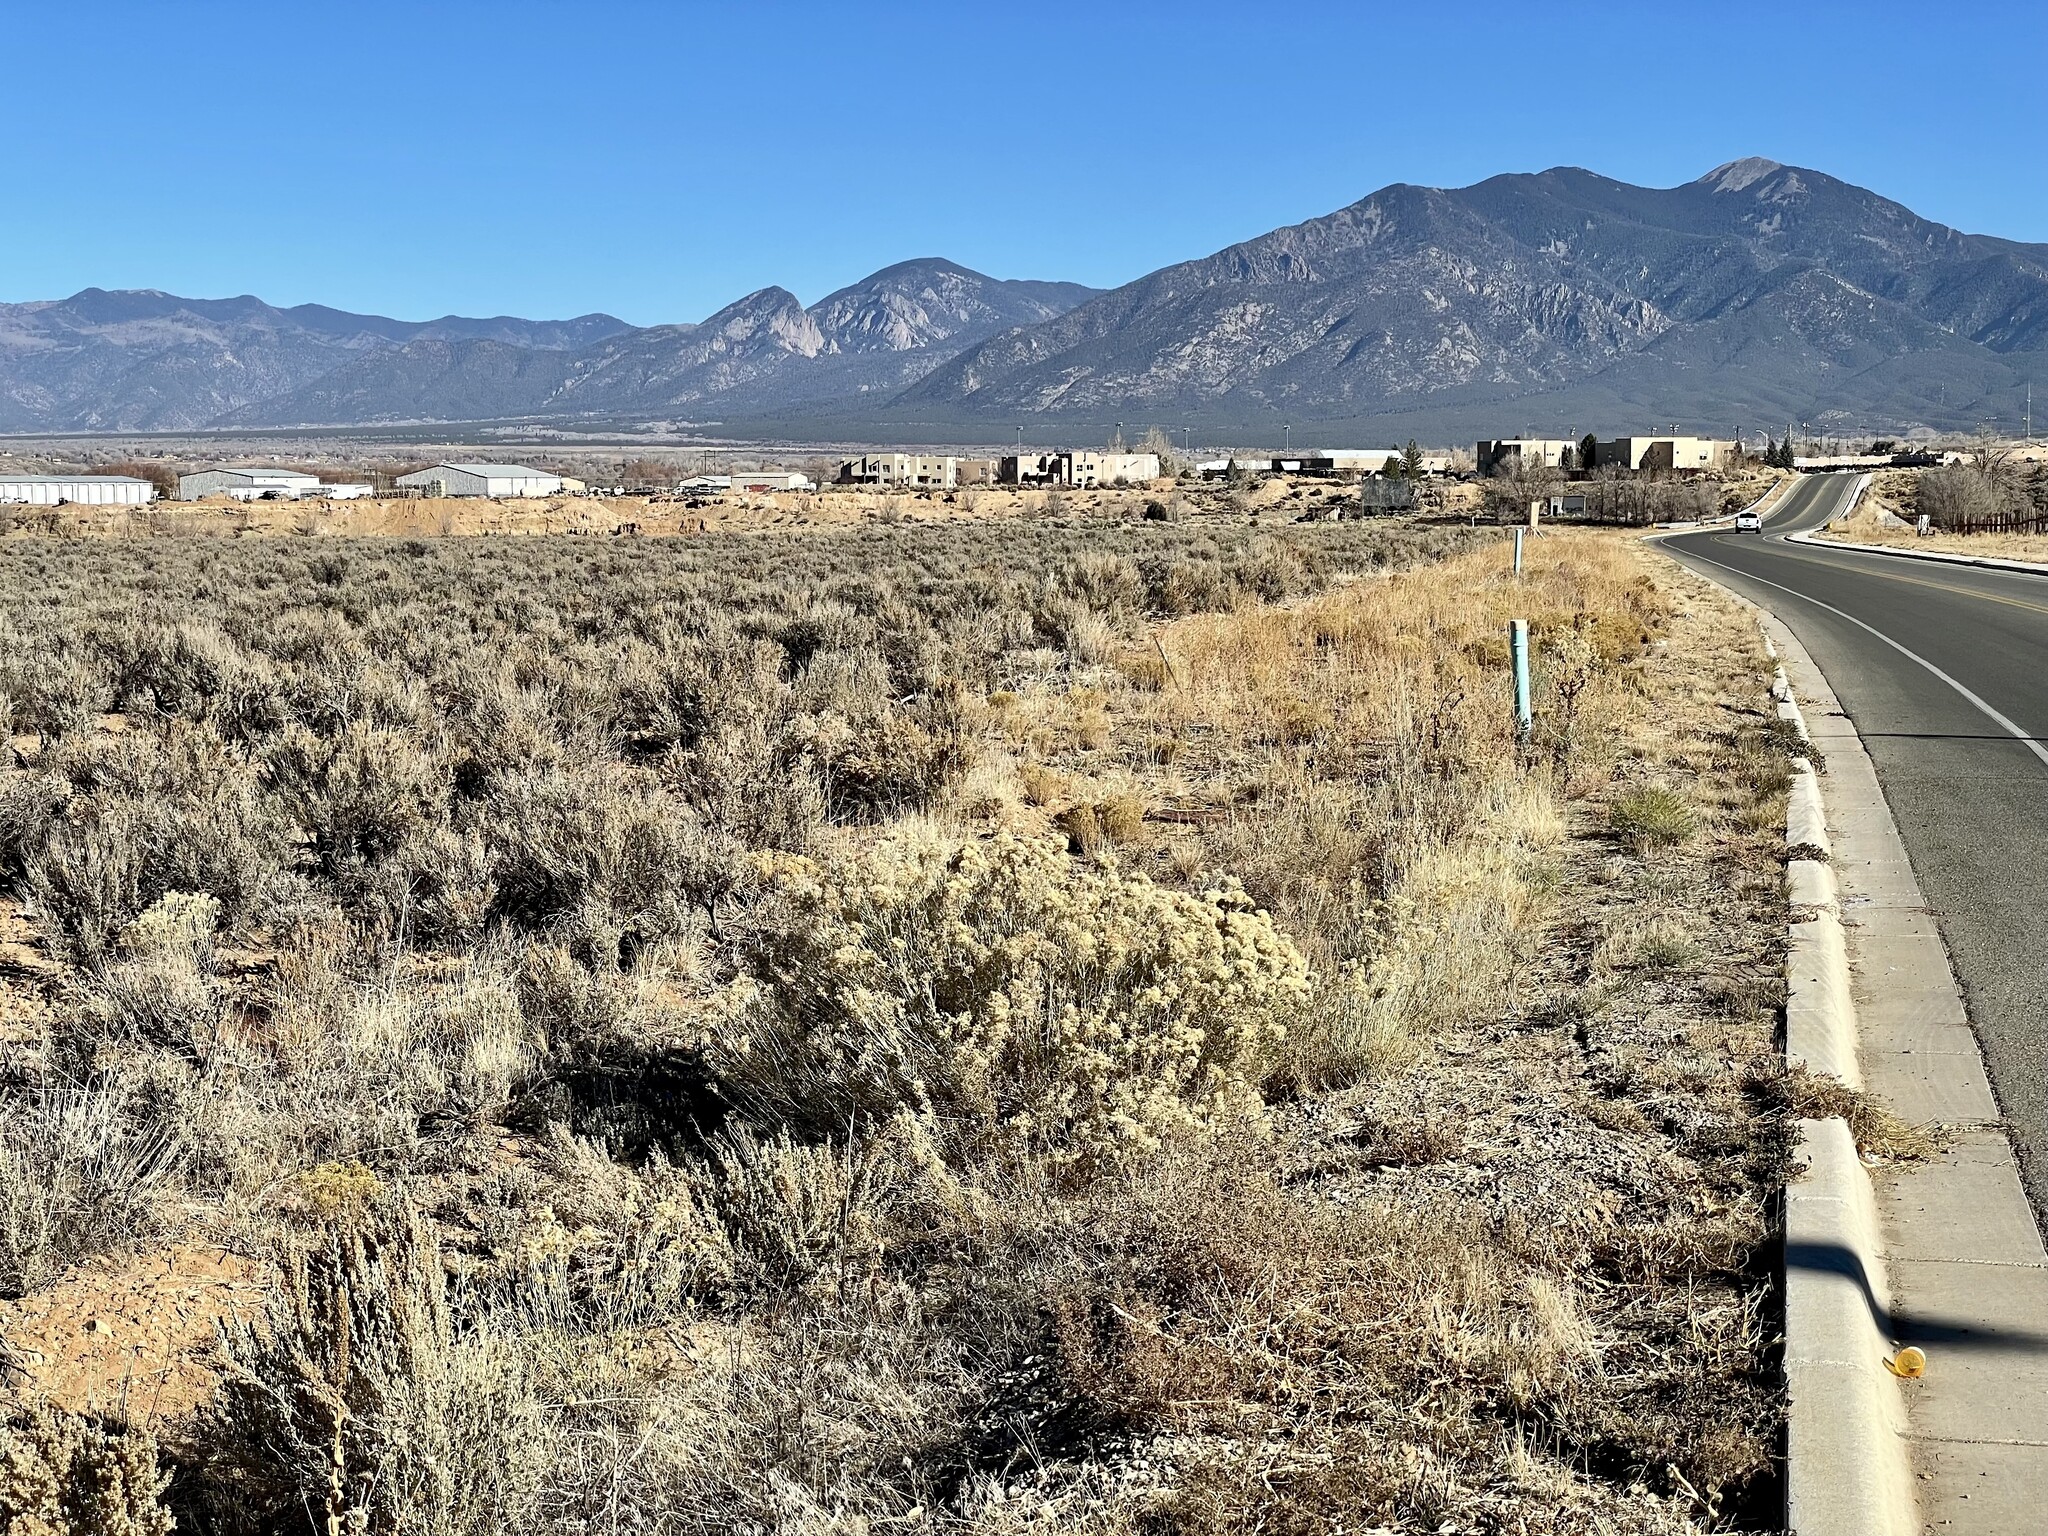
[[1283, 423, 1291, 456]]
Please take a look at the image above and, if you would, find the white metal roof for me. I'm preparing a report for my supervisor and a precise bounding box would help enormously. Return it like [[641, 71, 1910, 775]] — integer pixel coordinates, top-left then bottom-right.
[[200, 468, 320, 482], [0, 475, 152, 484], [440, 462, 552, 477]]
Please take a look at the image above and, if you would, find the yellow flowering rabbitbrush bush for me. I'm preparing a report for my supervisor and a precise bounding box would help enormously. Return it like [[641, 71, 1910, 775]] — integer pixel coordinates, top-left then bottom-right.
[[713, 833, 1310, 1165]]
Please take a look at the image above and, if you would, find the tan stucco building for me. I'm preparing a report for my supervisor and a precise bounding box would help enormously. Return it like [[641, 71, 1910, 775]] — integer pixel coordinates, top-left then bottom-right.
[[1593, 436, 1735, 472], [838, 454, 959, 489]]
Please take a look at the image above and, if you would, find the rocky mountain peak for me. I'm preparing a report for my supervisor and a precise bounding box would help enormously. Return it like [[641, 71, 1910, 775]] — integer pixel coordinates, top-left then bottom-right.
[[1701, 157, 1788, 195]]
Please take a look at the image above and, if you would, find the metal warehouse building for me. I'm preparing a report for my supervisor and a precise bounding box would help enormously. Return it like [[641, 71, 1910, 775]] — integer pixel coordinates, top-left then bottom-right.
[[177, 468, 320, 500], [0, 475, 155, 505], [177, 469, 374, 501], [394, 463, 562, 498]]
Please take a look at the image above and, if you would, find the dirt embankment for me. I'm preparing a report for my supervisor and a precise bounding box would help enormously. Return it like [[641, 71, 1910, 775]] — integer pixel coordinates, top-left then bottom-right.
[[3, 475, 1486, 541]]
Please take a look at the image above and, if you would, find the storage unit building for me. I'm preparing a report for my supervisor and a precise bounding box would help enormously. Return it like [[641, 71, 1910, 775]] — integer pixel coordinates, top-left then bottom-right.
[[0, 475, 155, 505], [730, 471, 815, 492], [393, 463, 563, 498]]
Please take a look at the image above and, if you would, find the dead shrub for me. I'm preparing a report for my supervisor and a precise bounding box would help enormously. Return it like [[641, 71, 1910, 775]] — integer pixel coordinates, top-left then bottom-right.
[[1019, 762, 1064, 806], [0, 1078, 184, 1297], [203, 1205, 547, 1536], [1099, 794, 1147, 844], [1055, 802, 1104, 855]]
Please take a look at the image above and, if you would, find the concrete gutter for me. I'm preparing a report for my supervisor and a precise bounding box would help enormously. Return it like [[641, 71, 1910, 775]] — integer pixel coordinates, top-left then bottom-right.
[[1767, 635, 1919, 1536]]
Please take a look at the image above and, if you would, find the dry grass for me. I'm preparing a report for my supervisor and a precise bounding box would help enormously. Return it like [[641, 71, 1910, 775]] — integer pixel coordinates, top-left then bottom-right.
[[0, 520, 1813, 1533], [1816, 466, 2048, 562]]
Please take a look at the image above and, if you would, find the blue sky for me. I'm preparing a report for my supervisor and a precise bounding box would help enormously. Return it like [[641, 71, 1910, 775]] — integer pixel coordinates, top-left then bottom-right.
[[7, 0, 2044, 325]]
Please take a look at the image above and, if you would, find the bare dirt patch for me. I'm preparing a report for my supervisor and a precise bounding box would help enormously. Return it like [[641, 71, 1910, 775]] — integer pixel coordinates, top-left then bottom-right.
[[0, 1246, 266, 1427]]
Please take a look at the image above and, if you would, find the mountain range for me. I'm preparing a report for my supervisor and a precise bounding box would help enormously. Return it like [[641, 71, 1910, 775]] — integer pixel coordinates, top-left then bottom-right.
[[5, 160, 2044, 441]]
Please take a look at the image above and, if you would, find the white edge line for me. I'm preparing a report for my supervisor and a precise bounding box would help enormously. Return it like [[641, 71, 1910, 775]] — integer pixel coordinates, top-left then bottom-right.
[[1670, 543, 2048, 773]]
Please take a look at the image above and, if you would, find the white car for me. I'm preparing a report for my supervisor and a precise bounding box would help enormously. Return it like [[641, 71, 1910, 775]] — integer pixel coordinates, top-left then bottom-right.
[[1734, 510, 1763, 533]]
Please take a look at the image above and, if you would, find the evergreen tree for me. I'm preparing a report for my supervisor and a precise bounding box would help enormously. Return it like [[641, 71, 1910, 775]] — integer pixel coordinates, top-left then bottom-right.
[[1402, 438, 1424, 480], [1580, 433, 1599, 470]]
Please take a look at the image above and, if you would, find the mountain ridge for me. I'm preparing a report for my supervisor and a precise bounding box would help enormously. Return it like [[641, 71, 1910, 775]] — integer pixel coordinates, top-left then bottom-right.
[[890, 159, 2048, 438], [5, 164, 2044, 438]]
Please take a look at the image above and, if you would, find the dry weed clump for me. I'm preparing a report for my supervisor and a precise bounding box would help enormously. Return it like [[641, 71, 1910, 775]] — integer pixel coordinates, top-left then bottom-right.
[[0, 518, 1810, 1533], [0, 1404, 173, 1536], [1610, 784, 1700, 850], [714, 835, 1308, 1166]]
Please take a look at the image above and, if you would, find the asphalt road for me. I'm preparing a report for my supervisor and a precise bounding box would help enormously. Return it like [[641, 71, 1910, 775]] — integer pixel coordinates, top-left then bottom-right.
[[1661, 479, 2048, 1222]]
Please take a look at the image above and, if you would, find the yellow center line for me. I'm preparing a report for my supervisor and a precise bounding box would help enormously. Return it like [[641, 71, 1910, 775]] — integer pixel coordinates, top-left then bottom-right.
[[1722, 538, 2048, 619]]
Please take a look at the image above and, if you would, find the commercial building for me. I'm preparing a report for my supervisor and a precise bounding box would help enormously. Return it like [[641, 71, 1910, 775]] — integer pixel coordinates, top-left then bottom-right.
[[0, 475, 155, 505], [176, 468, 373, 500], [1305, 450, 1398, 474], [1302, 449, 1451, 477], [997, 451, 1161, 486], [839, 454, 959, 489], [1476, 439, 1577, 476], [177, 468, 318, 500], [1071, 452, 1159, 486], [730, 471, 816, 493], [1593, 436, 1734, 472], [393, 463, 563, 498]]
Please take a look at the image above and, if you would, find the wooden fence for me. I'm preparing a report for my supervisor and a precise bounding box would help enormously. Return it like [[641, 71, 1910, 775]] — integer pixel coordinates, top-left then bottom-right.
[[1945, 509, 2048, 536]]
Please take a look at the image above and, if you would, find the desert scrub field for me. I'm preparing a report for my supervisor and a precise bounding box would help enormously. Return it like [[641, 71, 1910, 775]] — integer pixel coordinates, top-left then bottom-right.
[[0, 516, 1803, 1534]]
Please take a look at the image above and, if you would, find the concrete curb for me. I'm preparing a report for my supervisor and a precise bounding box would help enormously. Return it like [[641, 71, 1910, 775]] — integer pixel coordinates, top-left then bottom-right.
[[1785, 1116, 1914, 1536], [1791, 526, 2048, 578], [1773, 675, 1911, 1535], [1709, 606, 1917, 1532], [1773, 660, 1861, 1091]]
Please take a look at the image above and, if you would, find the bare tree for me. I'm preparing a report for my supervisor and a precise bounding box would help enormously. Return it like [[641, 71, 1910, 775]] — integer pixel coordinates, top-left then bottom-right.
[[1138, 427, 1181, 476], [1917, 464, 2007, 529], [1481, 452, 1560, 521]]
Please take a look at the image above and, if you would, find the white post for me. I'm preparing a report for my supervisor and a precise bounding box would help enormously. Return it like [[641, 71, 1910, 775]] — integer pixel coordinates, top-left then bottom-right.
[[1513, 527, 1525, 574]]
